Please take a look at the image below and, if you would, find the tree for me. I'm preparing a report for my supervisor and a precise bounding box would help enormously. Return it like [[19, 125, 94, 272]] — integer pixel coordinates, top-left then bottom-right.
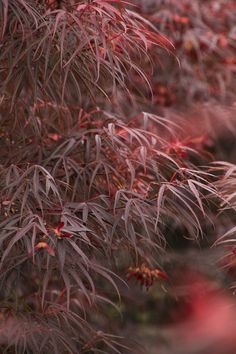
[[0, 1, 227, 353]]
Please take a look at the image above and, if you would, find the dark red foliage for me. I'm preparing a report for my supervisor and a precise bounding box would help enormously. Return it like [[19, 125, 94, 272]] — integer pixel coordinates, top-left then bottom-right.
[[127, 264, 168, 290], [0, 1, 236, 353]]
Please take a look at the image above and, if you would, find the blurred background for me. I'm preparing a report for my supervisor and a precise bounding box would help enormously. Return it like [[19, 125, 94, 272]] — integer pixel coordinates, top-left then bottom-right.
[[112, 1, 236, 353]]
